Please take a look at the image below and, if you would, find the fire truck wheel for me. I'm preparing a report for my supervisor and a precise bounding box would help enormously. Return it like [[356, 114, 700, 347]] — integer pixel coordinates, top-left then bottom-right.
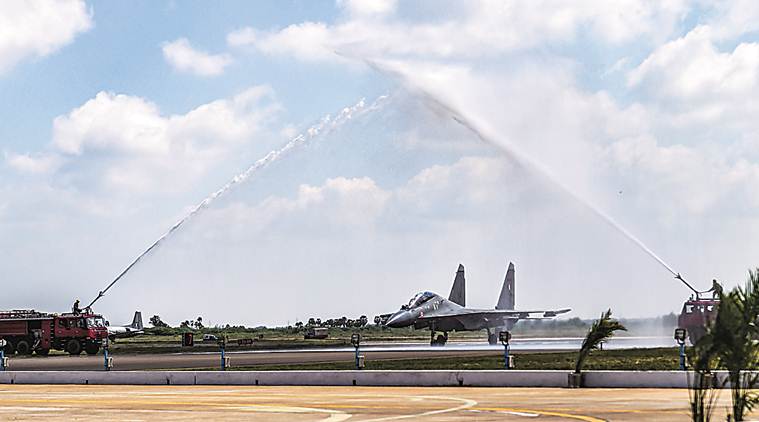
[[15, 340, 32, 355], [66, 339, 83, 355], [35, 348, 50, 356], [2, 341, 14, 355], [85, 344, 99, 355]]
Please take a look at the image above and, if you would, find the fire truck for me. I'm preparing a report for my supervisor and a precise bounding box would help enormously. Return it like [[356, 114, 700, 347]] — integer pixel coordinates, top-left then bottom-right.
[[0, 309, 109, 356], [675, 275, 719, 345]]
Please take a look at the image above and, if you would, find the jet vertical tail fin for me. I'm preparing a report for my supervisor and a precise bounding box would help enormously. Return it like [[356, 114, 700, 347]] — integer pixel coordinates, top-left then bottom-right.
[[131, 311, 143, 330], [496, 262, 515, 310], [448, 264, 466, 306]]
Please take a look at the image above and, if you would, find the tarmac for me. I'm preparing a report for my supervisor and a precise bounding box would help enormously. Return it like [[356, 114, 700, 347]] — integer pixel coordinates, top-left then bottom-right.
[[0, 385, 732, 421]]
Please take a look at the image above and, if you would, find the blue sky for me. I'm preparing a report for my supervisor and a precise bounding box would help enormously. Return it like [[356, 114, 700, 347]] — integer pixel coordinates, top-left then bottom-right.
[[2, 0, 759, 327], [0, 1, 372, 151]]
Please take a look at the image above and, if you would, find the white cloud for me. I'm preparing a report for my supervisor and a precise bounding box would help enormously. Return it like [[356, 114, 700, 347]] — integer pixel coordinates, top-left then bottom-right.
[[373, 57, 759, 226], [53, 92, 167, 155], [209, 176, 391, 238], [628, 26, 759, 101], [4, 152, 61, 174], [226, 27, 257, 47], [626, 24, 759, 144], [0, 0, 92, 74], [252, 22, 336, 62], [607, 135, 759, 214], [706, 0, 759, 39], [38, 85, 279, 193], [162, 38, 232, 76], [232, 0, 689, 62]]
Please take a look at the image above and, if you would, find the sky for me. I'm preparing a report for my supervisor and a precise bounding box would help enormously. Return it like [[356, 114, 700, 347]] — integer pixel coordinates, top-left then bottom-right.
[[2, 0, 759, 327]]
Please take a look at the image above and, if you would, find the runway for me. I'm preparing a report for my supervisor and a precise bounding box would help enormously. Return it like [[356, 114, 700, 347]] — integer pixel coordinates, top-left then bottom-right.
[[8, 349, 492, 371], [5, 336, 674, 371], [0, 385, 728, 421], [2, 337, 667, 371]]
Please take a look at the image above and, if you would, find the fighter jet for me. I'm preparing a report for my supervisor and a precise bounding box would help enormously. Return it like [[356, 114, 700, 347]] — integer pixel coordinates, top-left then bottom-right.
[[384, 263, 570, 345], [107, 311, 144, 340]]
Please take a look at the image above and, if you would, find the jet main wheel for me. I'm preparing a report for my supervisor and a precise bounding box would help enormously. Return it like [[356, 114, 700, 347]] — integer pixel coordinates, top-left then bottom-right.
[[488, 333, 498, 345], [66, 339, 83, 355]]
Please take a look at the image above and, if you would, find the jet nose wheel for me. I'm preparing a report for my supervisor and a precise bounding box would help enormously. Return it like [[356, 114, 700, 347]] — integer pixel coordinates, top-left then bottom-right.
[[430, 331, 448, 346]]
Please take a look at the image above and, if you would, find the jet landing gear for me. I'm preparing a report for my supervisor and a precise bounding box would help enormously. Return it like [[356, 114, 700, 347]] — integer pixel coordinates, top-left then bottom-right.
[[430, 330, 448, 346], [487, 330, 498, 345]]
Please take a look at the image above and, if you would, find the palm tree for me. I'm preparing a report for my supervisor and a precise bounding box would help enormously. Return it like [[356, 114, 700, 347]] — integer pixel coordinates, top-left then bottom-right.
[[687, 335, 720, 422], [698, 269, 759, 421], [574, 309, 626, 374]]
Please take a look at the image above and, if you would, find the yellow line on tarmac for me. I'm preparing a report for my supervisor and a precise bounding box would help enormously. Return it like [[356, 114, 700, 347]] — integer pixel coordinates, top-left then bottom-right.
[[474, 407, 606, 422]]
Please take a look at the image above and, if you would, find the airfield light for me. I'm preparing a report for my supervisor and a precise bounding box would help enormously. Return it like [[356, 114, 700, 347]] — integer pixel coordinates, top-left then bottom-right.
[[219, 336, 228, 371], [102, 337, 112, 371], [674, 328, 687, 370], [499, 331, 513, 370], [0, 339, 7, 371], [351, 334, 362, 370]]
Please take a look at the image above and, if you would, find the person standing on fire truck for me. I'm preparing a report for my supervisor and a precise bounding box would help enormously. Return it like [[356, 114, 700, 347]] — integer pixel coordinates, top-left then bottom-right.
[[710, 279, 723, 299], [72, 300, 81, 314]]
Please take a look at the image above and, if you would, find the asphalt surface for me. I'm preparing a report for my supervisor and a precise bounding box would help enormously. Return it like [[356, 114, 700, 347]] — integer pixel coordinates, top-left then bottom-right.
[[0, 385, 731, 421], [5, 336, 675, 371], [7, 349, 493, 371]]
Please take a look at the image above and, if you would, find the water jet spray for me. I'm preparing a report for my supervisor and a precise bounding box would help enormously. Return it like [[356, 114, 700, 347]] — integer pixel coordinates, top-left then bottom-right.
[[360, 57, 697, 292], [87, 96, 388, 309]]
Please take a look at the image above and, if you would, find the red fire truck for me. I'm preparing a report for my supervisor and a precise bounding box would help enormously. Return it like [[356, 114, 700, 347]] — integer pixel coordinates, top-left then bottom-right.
[[675, 275, 720, 345], [678, 296, 718, 345], [0, 309, 109, 356]]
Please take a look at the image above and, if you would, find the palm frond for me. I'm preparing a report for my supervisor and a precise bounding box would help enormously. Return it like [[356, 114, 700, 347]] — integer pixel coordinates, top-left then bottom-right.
[[574, 308, 626, 374]]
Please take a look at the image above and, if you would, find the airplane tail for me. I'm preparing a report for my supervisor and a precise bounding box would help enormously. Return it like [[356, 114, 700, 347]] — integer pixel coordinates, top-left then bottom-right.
[[131, 311, 143, 330], [448, 264, 466, 306], [496, 262, 515, 310]]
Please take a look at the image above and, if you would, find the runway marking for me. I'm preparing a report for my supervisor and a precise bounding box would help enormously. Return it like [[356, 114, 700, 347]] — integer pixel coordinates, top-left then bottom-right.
[[503, 411, 540, 417], [361, 395, 477, 421], [0, 406, 65, 412], [475, 407, 605, 422], [228, 404, 352, 421]]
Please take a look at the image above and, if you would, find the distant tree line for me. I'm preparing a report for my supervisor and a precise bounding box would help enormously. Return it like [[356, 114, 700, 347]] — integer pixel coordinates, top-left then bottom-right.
[[294, 315, 369, 329]]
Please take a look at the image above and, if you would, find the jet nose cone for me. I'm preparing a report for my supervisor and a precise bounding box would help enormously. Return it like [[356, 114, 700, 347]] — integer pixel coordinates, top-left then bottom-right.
[[385, 310, 413, 328]]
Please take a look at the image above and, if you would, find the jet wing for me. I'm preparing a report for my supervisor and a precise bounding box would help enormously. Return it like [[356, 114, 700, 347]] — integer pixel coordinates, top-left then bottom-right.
[[420, 308, 570, 320], [417, 308, 571, 330]]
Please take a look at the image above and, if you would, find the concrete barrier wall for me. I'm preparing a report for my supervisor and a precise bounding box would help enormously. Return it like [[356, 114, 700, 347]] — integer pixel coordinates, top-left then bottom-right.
[[0, 370, 736, 388]]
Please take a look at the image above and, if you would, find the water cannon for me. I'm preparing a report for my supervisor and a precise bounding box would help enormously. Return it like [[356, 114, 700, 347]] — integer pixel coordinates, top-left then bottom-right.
[[674, 273, 700, 296]]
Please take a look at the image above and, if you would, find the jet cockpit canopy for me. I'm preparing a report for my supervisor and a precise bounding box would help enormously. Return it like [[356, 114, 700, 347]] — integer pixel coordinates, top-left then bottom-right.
[[408, 291, 436, 308]]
